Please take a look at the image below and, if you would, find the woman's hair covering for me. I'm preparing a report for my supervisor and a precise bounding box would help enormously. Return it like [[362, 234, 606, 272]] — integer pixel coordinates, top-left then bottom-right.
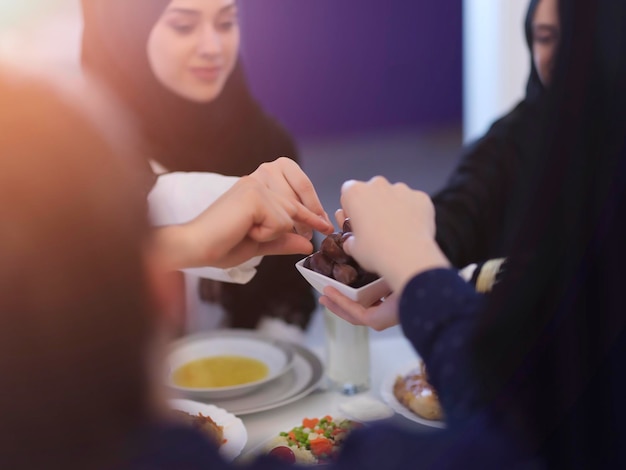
[[81, 0, 315, 329], [472, 0, 626, 466], [0, 71, 155, 469], [523, 0, 545, 102], [80, 0, 299, 175]]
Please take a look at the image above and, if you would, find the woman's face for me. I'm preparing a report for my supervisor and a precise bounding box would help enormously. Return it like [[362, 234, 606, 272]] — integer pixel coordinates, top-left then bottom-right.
[[531, 0, 560, 86], [147, 0, 240, 103]]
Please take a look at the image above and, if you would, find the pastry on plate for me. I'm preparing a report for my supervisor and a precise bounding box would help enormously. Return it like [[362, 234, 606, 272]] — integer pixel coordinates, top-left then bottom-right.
[[393, 363, 443, 421]]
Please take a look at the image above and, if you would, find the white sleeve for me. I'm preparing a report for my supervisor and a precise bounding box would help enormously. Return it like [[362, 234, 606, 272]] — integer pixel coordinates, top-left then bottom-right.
[[147, 171, 262, 284]]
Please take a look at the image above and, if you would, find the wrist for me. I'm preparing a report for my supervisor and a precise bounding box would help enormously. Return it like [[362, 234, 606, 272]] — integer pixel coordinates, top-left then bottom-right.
[[154, 224, 203, 271], [383, 238, 451, 293]]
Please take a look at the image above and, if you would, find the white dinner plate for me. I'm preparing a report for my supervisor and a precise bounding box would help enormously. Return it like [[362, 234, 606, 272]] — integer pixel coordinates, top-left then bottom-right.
[[380, 360, 446, 429], [169, 398, 248, 461], [210, 341, 324, 415], [170, 330, 325, 415]]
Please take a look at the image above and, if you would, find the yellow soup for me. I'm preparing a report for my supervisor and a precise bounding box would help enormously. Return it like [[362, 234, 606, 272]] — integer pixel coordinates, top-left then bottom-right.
[[173, 355, 269, 388]]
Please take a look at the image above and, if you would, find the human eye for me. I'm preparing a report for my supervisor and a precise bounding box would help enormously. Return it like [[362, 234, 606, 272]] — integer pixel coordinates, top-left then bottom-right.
[[534, 33, 556, 45], [163, 11, 200, 35], [533, 26, 559, 46], [216, 13, 238, 32], [168, 20, 197, 35]]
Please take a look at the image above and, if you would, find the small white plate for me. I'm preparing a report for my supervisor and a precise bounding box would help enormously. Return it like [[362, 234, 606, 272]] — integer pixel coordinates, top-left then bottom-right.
[[168, 333, 294, 399], [296, 258, 391, 307], [169, 398, 247, 461], [380, 360, 446, 429]]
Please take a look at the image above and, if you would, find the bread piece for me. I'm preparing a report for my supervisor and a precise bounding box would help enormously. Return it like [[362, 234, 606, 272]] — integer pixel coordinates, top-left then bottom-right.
[[393, 366, 443, 421], [172, 410, 224, 446]]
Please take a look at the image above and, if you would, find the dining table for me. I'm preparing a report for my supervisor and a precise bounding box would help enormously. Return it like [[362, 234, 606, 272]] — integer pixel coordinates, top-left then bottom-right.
[[237, 306, 436, 457]]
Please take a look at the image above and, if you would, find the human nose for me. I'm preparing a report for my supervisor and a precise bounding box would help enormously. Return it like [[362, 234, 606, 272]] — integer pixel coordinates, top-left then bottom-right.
[[196, 25, 221, 57]]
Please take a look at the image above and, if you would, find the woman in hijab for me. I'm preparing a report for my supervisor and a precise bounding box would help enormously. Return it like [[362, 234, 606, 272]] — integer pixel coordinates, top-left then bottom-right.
[[323, 0, 556, 318], [432, 0, 558, 269], [80, 0, 316, 334], [326, 0, 626, 468]]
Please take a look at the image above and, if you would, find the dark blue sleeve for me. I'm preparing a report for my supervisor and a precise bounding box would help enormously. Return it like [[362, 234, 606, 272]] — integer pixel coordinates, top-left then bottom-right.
[[326, 269, 537, 470], [114, 424, 302, 470], [399, 268, 485, 422], [114, 424, 228, 470]]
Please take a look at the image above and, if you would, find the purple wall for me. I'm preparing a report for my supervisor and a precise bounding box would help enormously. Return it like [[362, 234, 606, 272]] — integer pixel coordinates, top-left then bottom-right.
[[239, 1, 462, 140]]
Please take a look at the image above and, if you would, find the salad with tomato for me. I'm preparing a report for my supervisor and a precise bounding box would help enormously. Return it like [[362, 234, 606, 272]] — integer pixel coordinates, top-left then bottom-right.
[[266, 416, 361, 464]]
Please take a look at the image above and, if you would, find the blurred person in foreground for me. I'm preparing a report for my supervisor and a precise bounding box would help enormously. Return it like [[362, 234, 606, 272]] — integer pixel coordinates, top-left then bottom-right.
[[81, 0, 319, 336], [2, 0, 626, 469], [0, 65, 330, 469]]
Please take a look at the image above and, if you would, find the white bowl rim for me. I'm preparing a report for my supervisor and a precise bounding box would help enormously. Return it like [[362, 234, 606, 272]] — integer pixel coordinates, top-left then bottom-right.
[[167, 332, 295, 393], [295, 257, 386, 293]]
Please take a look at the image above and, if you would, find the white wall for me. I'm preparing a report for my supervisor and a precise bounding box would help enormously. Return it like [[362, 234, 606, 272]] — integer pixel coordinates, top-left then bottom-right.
[[463, 0, 531, 143], [0, 1, 81, 72]]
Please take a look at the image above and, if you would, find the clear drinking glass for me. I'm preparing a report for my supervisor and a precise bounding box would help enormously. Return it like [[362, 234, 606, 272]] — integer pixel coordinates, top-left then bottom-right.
[[323, 308, 370, 395]]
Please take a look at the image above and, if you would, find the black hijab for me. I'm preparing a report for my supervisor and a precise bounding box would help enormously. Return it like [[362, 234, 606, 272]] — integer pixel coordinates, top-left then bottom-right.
[[80, 0, 298, 175], [432, 0, 548, 268], [523, 0, 545, 102], [471, 0, 626, 466]]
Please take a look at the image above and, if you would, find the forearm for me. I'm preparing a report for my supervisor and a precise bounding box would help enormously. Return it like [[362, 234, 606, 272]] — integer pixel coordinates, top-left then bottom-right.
[[153, 224, 205, 272], [381, 238, 451, 295]]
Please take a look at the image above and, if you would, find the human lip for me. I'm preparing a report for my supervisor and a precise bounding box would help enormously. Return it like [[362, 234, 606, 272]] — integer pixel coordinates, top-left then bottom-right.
[[189, 66, 222, 82]]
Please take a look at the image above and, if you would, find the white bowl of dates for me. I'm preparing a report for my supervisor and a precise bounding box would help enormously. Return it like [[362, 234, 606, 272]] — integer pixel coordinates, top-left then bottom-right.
[[296, 219, 391, 307]]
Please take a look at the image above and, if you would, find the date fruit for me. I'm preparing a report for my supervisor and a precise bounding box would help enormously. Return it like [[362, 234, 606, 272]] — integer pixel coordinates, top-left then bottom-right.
[[304, 218, 379, 288]]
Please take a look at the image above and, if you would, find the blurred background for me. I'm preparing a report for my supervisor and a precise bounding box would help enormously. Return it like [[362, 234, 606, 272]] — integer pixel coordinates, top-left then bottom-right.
[[0, 0, 530, 218]]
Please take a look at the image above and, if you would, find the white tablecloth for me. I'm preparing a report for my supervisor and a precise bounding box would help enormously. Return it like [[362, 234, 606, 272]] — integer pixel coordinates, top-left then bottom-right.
[[239, 308, 429, 455]]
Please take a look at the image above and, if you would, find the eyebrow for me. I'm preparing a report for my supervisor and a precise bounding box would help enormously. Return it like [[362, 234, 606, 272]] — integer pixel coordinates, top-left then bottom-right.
[[165, 4, 236, 17], [165, 8, 200, 17], [217, 4, 237, 15]]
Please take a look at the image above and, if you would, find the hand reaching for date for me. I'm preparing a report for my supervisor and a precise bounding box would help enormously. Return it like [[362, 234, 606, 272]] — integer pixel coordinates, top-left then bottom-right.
[[339, 177, 450, 293]]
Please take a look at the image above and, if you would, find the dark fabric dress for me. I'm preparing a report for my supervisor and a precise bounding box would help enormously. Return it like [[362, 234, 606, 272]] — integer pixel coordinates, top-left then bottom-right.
[[80, 0, 315, 330], [433, 0, 545, 268]]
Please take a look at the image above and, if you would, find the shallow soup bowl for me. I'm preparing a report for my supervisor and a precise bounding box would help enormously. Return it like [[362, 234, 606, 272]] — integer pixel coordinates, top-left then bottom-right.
[[167, 333, 294, 400]]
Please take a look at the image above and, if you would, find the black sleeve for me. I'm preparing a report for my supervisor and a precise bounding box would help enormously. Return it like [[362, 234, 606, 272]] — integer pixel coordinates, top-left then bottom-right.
[[432, 130, 519, 268], [203, 107, 317, 330]]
